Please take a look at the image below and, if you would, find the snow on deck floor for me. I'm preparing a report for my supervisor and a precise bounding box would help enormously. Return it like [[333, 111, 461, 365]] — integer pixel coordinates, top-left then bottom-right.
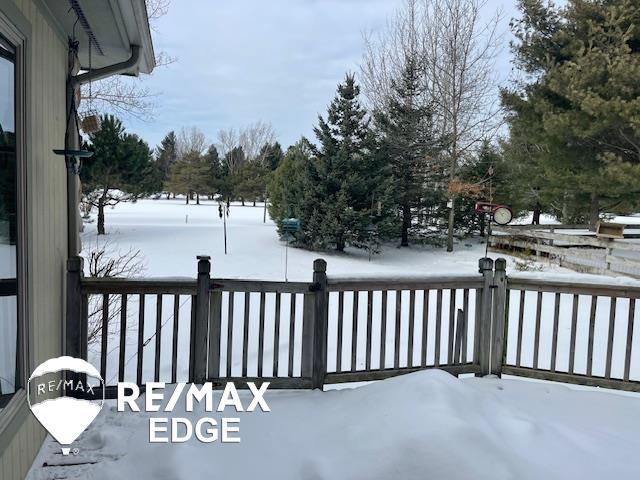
[[27, 370, 640, 480]]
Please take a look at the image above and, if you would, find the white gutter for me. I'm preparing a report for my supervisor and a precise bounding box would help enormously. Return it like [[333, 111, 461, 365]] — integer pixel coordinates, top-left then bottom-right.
[[71, 45, 141, 87]]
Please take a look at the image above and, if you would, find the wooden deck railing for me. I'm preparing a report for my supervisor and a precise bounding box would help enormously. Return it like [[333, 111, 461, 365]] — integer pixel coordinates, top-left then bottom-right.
[[65, 254, 640, 398], [502, 277, 640, 392], [324, 274, 486, 383]]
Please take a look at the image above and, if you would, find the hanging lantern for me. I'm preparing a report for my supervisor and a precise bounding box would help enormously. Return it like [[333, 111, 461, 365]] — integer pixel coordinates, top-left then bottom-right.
[[80, 35, 101, 135]]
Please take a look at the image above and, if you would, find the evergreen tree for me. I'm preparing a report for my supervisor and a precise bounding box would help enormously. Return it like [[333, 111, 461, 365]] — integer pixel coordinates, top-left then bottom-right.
[[270, 75, 393, 252], [235, 160, 269, 206], [219, 146, 245, 203], [156, 131, 178, 198], [312, 74, 393, 251], [259, 142, 284, 170], [81, 115, 160, 234], [375, 58, 444, 246], [456, 141, 510, 235], [503, 0, 640, 225], [203, 144, 223, 198], [165, 151, 211, 204], [268, 139, 322, 245]]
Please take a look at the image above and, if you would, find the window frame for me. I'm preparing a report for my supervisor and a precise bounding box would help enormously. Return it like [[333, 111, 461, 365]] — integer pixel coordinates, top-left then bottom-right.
[[0, 32, 18, 407], [0, 1, 31, 443]]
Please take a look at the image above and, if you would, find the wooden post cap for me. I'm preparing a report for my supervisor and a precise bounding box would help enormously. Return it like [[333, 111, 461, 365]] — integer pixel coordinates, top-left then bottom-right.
[[478, 257, 494, 273]]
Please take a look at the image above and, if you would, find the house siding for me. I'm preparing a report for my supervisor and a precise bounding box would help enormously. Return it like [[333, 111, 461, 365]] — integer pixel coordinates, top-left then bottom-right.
[[0, 0, 68, 478]]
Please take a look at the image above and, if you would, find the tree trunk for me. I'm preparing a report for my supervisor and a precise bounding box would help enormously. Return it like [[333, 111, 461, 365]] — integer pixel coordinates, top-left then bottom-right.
[[401, 203, 411, 247], [185, 194, 189, 205], [263, 197, 267, 223], [241, 198, 245, 206], [166, 192, 170, 200], [479, 213, 486, 237], [589, 193, 599, 231], [446, 198, 455, 252], [196, 193, 200, 205], [253, 200, 256, 207], [532, 202, 541, 225], [336, 233, 345, 252], [97, 197, 106, 235]]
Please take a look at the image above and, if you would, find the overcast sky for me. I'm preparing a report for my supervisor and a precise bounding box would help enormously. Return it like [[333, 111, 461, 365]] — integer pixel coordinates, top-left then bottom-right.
[[125, 0, 523, 150]]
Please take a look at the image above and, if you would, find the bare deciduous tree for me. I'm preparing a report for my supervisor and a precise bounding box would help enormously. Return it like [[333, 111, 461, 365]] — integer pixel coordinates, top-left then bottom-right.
[[216, 121, 276, 174], [216, 127, 239, 158], [79, 0, 175, 121], [239, 121, 276, 162], [424, 0, 503, 251], [177, 126, 208, 157], [361, 0, 503, 251], [86, 242, 146, 345], [361, 0, 430, 111]]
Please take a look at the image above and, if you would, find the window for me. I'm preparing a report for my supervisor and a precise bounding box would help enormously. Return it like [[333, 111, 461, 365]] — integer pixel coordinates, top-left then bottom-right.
[[0, 34, 17, 406]]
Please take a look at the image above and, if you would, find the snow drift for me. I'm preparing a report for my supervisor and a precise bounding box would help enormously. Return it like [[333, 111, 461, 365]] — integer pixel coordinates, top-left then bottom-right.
[[28, 370, 640, 479]]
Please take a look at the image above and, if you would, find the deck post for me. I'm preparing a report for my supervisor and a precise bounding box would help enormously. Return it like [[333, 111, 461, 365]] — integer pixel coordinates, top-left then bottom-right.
[[491, 258, 507, 376], [477, 257, 494, 376], [312, 259, 328, 390], [65, 256, 85, 360], [302, 259, 330, 389], [65, 256, 87, 392], [190, 255, 211, 384]]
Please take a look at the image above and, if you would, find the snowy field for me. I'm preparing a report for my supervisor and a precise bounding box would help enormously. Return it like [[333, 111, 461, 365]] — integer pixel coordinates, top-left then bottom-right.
[[79, 198, 547, 280], [27, 370, 640, 479], [25, 198, 640, 478]]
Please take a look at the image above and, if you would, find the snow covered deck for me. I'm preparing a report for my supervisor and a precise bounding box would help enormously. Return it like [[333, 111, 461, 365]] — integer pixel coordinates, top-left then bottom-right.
[[27, 370, 640, 479]]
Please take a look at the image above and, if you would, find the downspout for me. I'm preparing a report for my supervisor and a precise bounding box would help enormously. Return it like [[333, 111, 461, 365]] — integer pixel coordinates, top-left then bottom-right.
[[65, 45, 142, 257]]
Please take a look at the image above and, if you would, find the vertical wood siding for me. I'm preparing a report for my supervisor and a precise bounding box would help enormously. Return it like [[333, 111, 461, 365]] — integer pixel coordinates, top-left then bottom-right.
[[0, 0, 68, 478]]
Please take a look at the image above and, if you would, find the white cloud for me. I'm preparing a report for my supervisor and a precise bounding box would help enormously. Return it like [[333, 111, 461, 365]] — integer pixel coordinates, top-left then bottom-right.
[[125, 0, 520, 149]]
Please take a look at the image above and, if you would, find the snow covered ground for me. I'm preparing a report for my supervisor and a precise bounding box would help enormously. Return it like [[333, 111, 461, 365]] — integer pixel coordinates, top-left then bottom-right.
[[27, 370, 640, 479], [79, 198, 581, 281]]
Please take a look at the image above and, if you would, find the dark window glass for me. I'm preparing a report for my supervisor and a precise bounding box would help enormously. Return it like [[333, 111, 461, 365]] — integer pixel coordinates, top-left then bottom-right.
[[0, 35, 17, 399]]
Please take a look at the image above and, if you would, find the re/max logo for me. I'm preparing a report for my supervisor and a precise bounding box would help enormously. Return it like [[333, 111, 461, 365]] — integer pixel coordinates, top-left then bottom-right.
[[35, 379, 96, 396], [117, 382, 270, 444]]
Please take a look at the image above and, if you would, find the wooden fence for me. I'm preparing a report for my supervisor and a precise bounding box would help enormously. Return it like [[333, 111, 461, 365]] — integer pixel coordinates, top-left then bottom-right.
[[490, 224, 640, 278], [65, 255, 640, 398]]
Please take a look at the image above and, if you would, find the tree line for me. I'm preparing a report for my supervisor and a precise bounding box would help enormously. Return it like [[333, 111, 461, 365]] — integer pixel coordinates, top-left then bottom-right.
[[80, 117, 283, 235]]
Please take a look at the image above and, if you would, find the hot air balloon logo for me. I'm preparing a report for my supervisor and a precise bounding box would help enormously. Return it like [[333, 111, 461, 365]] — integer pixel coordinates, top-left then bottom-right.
[[27, 356, 105, 455]]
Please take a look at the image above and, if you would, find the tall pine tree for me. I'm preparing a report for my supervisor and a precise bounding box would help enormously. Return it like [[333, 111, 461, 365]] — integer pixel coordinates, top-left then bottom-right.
[[375, 57, 444, 246], [156, 131, 178, 198], [503, 0, 640, 225], [270, 75, 393, 252], [81, 115, 159, 234]]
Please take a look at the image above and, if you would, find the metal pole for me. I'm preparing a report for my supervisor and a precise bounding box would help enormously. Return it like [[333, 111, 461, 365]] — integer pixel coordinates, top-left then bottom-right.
[[285, 236, 289, 282], [223, 211, 228, 255], [263, 187, 267, 223]]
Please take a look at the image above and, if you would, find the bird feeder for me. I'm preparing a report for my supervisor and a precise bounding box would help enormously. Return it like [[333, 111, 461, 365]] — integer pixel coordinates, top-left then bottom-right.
[[80, 111, 101, 134], [282, 218, 301, 233], [52, 148, 93, 175]]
